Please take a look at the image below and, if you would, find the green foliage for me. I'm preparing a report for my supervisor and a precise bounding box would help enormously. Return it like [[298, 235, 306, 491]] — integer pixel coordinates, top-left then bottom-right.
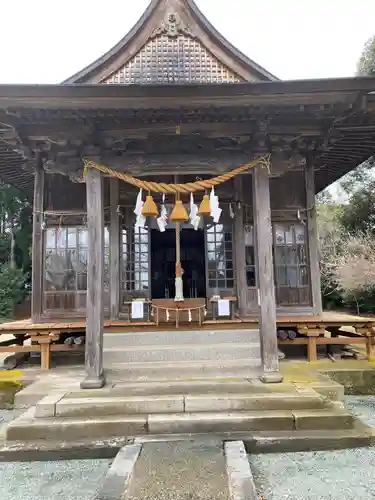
[[339, 158, 375, 196], [0, 264, 28, 319], [340, 179, 375, 233], [0, 183, 31, 318], [357, 35, 375, 76]]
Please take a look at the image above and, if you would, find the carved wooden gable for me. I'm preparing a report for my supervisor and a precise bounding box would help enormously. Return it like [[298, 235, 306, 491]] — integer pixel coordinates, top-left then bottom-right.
[[102, 17, 243, 85], [64, 0, 276, 84]]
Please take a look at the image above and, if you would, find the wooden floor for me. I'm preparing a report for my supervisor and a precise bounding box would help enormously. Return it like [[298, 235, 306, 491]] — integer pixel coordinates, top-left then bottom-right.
[[1, 311, 374, 370], [0, 311, 374, 334]]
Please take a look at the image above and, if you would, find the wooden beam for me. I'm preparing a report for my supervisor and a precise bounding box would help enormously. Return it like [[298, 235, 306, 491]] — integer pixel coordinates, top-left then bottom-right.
[[109, 178, 120, 320], [234, 177, 248, 317], [252, 165, 282, 383], [305, 156, 323, 315], [81, 166, 105, 389], [31, 153, 44, 322]]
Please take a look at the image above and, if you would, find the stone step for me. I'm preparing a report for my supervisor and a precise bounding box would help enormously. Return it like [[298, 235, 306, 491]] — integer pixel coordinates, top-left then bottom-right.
[[103, 329, 260, 348], [67, 379, 300, 398], [103, 342, 261, 363], [5, 407, 354, 442], [106, 359, 262, 381], [36, 391, 326, 418]]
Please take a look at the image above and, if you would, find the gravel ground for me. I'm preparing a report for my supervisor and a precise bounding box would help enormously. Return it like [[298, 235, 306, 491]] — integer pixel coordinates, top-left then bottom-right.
[[0, 459, 111, 500], [0, 409, 111, 500], [250, 396, 375, 500]]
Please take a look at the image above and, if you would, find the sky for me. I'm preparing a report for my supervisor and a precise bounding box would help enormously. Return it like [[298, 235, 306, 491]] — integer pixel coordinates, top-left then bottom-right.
[[0, 0, 374, 84]]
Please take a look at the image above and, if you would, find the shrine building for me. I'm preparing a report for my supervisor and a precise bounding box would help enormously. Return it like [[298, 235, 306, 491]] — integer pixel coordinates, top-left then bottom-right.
[[0, 0, 375, 388]]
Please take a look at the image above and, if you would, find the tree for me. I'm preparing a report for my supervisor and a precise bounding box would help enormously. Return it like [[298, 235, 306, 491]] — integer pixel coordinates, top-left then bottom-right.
[[330, 232, 375, 314], [340, 178, 375, 233], [357, 35, 375, 76], [0, 183, 31, 270]]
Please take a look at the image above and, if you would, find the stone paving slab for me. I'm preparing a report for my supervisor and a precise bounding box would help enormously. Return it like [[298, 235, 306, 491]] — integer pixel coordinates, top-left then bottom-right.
[[125, 439, 229, 500]]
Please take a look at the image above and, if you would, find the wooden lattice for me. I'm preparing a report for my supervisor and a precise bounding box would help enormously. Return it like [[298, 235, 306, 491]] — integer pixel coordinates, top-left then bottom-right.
[[102, 34, 243, 85]]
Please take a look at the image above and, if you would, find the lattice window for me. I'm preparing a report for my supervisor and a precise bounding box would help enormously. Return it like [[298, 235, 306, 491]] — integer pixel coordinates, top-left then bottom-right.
[[103, 34, 243, 85], [43, 226, 109, 312], [206, 223, 234, 291], [273, 223, 310, 305], [121, 226, 149, 299]]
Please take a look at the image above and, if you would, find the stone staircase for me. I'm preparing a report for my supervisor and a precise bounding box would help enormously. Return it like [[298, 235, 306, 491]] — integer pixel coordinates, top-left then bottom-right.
[[2, 329, 374, 452], [5, 378, 357, 443], [103, 328, 262, 381]]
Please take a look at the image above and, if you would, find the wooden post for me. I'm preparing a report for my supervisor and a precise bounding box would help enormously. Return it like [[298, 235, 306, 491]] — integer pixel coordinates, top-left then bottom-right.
[[252, 165, 282, 383], [109, 178, 120, 320], [234, 177, 248, 317], [81, 167, 105, 389], [31, 153, 44, 323], [305, 155, 323, 316]]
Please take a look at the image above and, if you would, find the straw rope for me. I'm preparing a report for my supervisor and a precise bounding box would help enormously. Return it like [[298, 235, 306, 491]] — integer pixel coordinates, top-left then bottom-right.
[[83, 155, 270, 194]]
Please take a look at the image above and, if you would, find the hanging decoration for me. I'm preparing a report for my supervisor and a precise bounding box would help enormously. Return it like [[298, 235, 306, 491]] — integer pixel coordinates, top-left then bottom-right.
[[229, 203, 235, 219], [209, 187, 222, 223], [170, 199, 189, 222], [198, 194, 211, 216], [134, 189, 146, 229], [141, 194, 158, 217], [83, 155, 271, 303], [189, 193, 200, 231], [157, 194, 168, 232]]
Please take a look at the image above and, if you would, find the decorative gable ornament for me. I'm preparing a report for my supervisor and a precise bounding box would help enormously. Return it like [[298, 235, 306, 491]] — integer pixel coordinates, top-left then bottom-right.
[[151, 11, 192, 39]]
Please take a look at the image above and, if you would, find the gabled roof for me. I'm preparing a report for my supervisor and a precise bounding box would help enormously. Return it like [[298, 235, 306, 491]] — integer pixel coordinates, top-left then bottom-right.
[[64, 0, 277, 84]]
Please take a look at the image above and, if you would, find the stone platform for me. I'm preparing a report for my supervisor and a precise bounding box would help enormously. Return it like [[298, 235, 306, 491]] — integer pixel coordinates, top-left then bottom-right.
[[1, 359, 375, 459]]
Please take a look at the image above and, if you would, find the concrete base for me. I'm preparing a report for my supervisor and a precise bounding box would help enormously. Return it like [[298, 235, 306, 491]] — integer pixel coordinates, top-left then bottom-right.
[[80, 372, 106, 389], [260, 371, 284, 384]]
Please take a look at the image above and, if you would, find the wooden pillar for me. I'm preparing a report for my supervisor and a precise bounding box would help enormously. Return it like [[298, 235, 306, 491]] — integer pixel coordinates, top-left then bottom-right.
[[109, 178, 120, 320], [234, 176, 248, 317], [31, 153, 44, 323], [305, 155, 323, 316], [81, 167, 105, 389], [252, 165, 282, 383]]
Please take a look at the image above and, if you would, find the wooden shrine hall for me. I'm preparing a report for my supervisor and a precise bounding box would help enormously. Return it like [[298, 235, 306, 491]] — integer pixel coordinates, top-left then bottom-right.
[[0, 0, 375, 387]]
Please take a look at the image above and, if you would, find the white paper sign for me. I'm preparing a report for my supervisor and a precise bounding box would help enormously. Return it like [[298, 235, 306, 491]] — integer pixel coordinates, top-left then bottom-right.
[[131, 301, 144, 320], [218, 299, 230, 317]]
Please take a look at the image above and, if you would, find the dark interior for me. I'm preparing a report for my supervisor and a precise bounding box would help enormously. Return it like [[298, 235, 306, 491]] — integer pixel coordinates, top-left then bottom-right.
[[151, 229, 206, 299]]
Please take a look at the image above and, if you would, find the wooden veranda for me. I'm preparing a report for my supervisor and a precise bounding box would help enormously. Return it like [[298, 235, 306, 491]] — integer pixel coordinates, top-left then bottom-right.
[[0, 311, 374, 370]]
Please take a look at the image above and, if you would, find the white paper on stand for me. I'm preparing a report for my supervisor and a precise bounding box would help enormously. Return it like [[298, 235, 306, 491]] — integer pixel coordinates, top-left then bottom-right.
[[217, 299, 230, 317], [131, 301, 144, 320]]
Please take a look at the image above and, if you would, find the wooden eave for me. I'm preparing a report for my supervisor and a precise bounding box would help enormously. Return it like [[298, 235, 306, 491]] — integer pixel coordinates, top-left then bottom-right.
[[63, 0, 277, 84], [0, 77, 374, 196], [0, 77, 374, 107]]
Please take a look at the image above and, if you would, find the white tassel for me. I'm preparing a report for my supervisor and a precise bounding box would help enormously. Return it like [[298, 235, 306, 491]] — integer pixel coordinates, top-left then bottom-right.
[[188, 309, 192, 322], [134, 189, 146, 228], [134, 189, 143, 216], [210, 187, 222, 223], [204, 308, 207, 317], [189, 193, 200, 230], [157, 194, 168, 232], [166, 309, 170, 321], [229, 203, 235, 219]]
